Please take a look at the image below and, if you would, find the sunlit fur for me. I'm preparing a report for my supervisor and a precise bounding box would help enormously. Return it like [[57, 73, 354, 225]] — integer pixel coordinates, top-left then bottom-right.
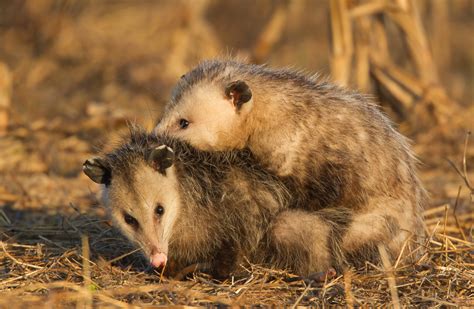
[[156, 59, 427, 262], [95, 127, 357, 276]]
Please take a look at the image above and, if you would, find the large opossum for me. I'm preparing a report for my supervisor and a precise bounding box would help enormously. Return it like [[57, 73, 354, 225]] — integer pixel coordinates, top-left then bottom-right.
[[155, 59, 427, 261], [83, 128, 348, 277]]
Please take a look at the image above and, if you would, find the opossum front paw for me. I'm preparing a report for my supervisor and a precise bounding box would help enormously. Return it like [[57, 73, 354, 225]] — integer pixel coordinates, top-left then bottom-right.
[[210, 260, 236, 280], [172, 263, 203, 281], [284, 267, 337, 285], [210, 241, 244, 279], [305, 267, 337, 284]]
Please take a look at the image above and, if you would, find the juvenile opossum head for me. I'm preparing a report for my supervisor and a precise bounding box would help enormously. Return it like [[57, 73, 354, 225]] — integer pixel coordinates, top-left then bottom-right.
[[83, 145, 179, 269], [155, 62, 254, 151]]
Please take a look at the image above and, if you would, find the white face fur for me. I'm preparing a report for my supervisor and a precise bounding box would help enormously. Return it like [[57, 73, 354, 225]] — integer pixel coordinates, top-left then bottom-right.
[[102, 161, 181, 267], [155, 82, 253, 151]]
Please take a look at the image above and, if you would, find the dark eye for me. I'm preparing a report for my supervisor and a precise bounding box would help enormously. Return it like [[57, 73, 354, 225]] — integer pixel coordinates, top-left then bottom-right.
[[179, 119, 189, 129], [155, 204, 165, 216], [123, 213, 139, 228]]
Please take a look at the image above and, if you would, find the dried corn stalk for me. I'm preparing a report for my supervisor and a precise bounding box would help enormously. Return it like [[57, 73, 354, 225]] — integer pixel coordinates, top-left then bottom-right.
[[0, 63, 12, 136], [329, 0, 460, 133]]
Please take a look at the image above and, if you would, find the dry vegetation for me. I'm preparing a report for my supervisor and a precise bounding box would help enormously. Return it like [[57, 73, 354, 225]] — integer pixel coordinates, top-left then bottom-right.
[[0, 0, 473, 307]]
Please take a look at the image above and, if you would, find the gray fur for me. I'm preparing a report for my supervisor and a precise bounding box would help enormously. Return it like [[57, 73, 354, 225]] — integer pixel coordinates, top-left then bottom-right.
[[91, 127, 353, 276], [157, 59, 427, 264]]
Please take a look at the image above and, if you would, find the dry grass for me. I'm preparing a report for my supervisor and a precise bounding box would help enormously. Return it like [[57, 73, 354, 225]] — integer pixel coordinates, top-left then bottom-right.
[[1, 191, 472, 307], [1, 133, 473, 306], [329, 0, 465, 133], [0, 0, 473, 307]]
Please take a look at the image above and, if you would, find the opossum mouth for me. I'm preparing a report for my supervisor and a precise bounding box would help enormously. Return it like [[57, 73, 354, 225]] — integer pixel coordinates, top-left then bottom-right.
[[150, 252, 167, 268]]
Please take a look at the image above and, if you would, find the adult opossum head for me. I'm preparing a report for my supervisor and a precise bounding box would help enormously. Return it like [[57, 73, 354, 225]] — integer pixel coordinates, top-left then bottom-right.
[[83, 145, 178, 269], [155, 60, 254, 151]]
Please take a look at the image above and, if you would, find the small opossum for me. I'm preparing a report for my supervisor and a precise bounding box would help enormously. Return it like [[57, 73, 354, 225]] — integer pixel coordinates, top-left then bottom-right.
[[155, 59, 427, 260], [83, 127, 349, 276]]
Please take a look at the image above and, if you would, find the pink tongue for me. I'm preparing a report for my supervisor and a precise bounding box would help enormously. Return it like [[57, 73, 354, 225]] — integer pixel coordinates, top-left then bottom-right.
[[150, 252, 167, 268]]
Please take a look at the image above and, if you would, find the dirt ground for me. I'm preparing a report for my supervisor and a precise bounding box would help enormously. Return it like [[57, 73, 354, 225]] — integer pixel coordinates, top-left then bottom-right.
[[0, 1, 472, 307]]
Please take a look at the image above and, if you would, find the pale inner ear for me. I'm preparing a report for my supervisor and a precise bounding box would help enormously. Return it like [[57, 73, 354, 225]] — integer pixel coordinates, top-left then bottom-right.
[[229, 90, 242, 106]]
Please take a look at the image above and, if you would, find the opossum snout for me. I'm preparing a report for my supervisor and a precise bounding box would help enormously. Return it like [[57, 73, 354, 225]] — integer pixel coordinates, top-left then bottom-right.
[[150, 252, 167, 268]]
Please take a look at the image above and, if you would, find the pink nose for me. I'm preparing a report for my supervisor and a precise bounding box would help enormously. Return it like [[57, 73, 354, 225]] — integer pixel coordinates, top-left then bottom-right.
[[150, 252, 167, 268]]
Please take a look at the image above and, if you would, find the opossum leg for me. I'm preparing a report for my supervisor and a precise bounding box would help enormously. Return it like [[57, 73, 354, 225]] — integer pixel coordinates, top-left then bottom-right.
[[210, 239, 244, 279], [172, 263, 208, 281], [342, 198, 418, 265], [269, 210, 333, 276]]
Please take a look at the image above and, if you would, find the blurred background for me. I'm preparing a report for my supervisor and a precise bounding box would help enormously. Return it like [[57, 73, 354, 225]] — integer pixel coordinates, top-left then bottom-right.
[[0, 0, 472, 217]]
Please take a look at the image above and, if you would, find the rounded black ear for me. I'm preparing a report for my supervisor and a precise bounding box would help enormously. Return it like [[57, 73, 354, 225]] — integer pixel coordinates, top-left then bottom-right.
[[83, 157, 111, 185], [148, 145, 174, 175], [225, 80, 252, 110]]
